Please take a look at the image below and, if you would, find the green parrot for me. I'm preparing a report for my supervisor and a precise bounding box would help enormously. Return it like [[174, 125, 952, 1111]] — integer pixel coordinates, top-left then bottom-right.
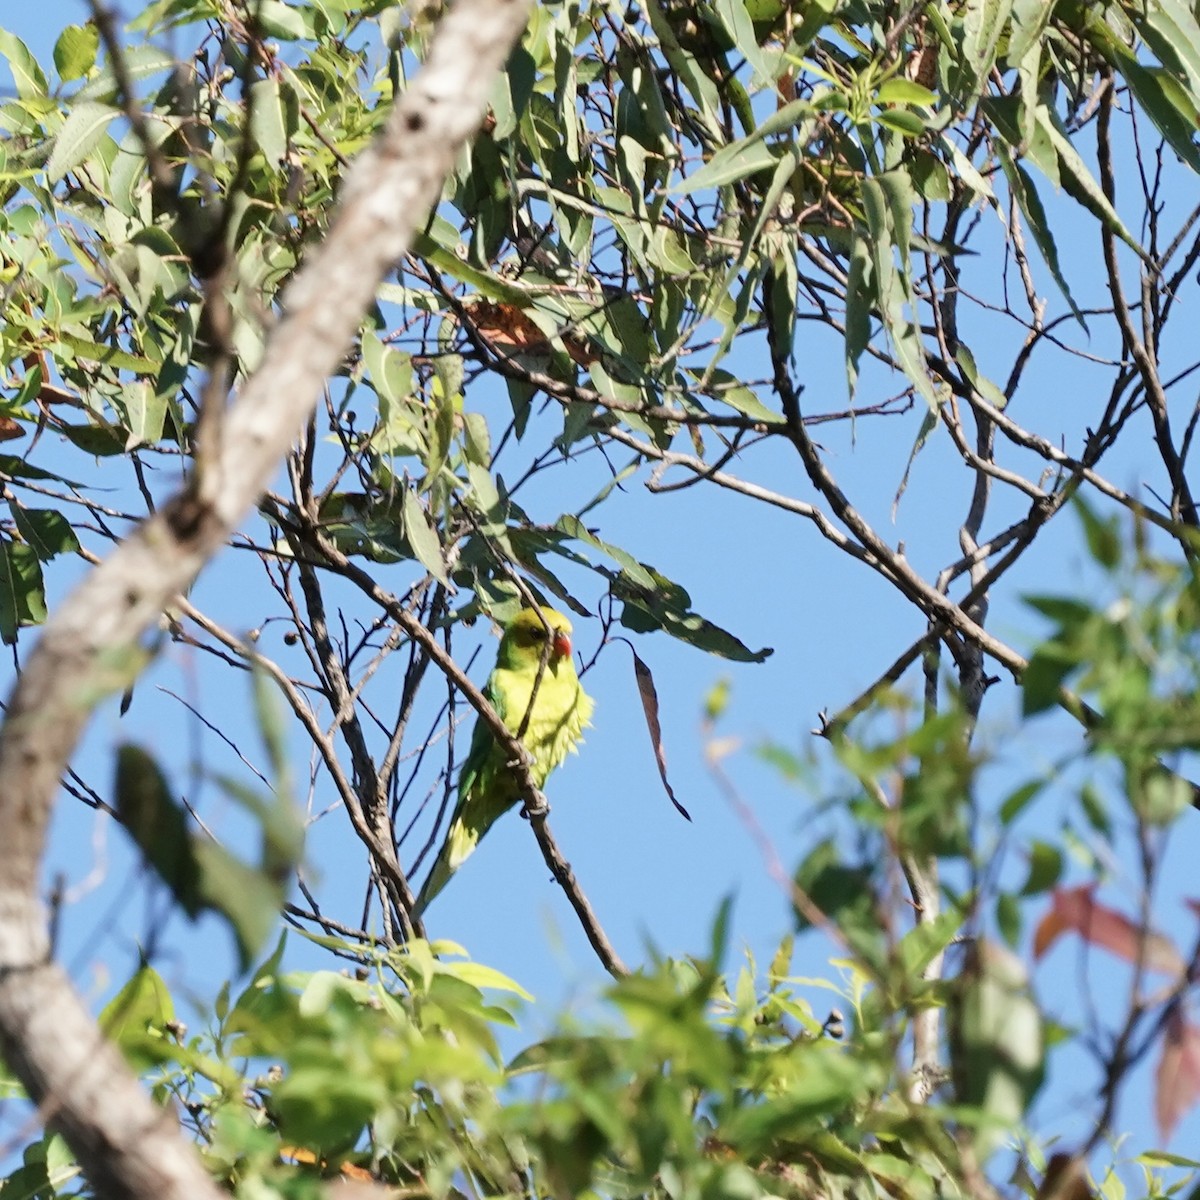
[[414, 606, 594, 915]]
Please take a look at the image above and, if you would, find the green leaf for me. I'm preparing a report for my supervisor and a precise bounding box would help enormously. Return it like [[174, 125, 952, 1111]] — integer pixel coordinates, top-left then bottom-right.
[[11, 507, 80, 563], [56, 332, 156, 374], [249, 77, 288, 166], [998, 149, 1086, 328], [53, 23, 100, 82], [270, 1061, 383, 1151], [641, 0, 727, 142], [1021, 645, 1074, 715], [961, 0, 1013, 88], [0, 31, 49, 100], [100, 965, 178, 1070], [318, 491, 409, 563], [1020, 841, 1063, 895], [1023, 595, 1095, 625], [709, 0, 775, 87], [794, 840, 881, 965], [1089, 26, 1200, 175], [898, 908, 962, 976], [115, 744, 203, 917], [1138, 1151, 1200, 1169], [892, 406, 939, 517], [844, 231, 872, 397], [674, 137, 781, 194], [1131, 0, 1200, 106], [1080, 781, 1113, 838], [251, 669, 292, 810], [951, 939, 1044, 1155], [253, 0, 310, 39], [1007, 0, 1054, 62], [999, 779, 1043, 825], [557, 513, 656, 589], [401, 487, 449, 584], [1074, 496, 1121, 570], [116, 745, 296, 971], [1036, 105, 1145, 259], [621, 591, 773, 663], [46, 101, 117, 183], [60, 422, 129, 457], [210, 771, 305, 888], [684, 367, 779, 423], [941, 134, 995, 202], [361, 330, 413, 405], [873, 108, 928, 137], [113, 380, 168, 447], [862, 173, 936, 406], [193, 839, 286, 972], [956, 344, 1008, 407], [996, 892, 1022, 948], [875, 78, 937, 106], [720, 1045, 866, 1143], [0, 539, 46, 643], [439, 959, 535, 1001]]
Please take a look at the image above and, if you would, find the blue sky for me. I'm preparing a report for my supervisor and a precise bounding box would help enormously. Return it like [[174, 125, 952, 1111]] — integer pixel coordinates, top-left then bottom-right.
[[5, 0, 1200, 1185]]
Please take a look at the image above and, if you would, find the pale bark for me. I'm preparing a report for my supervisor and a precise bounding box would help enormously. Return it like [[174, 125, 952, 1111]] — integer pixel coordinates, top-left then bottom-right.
[[0, 0, 530, 1195]]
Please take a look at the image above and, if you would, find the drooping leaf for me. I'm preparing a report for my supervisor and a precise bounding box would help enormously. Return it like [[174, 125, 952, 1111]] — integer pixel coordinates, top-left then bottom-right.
[[630, 647, 691, 820], [249, 77, 289, 166], [998, 149, 1086, 328], [1130, 0, 1200, 108], [1036, 105, 1146, 260]]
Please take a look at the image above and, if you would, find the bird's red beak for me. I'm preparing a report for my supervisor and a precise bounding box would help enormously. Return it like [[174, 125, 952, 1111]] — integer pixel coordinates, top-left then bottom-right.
[[553, 630, 573, 660]]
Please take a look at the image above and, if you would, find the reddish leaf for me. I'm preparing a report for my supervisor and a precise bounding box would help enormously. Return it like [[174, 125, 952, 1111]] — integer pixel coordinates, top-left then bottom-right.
[[466, 300, 595, 366], [631, 648, 691, 821], [1033, 884, 1184, 977], [468, 300, 549, 350], [1157, 1009, 1200, 1143]]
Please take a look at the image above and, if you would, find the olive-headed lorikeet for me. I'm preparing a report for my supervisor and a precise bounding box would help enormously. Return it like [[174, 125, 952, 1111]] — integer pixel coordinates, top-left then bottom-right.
[[414, 606, 594, 914]]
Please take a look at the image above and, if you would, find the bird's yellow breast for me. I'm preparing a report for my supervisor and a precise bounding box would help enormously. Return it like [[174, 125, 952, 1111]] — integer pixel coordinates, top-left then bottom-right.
[[497, 658, 593, 787]]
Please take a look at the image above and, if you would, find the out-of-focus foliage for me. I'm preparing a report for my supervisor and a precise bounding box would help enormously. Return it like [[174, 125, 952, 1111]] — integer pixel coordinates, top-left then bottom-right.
[[0, 930, 966, 1200]]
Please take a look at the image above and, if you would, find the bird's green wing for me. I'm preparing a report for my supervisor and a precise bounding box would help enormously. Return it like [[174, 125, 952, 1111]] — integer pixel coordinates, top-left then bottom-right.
[[454, 669, 508, 809], [414, 669, 517, 916]]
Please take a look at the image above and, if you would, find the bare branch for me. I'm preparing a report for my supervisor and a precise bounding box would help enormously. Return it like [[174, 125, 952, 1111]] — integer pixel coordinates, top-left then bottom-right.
[[300, 527, 630, 978]]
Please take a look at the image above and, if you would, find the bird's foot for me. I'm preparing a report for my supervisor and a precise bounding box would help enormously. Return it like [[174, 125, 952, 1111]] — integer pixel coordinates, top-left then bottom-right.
[[522, 792, 550, 820]]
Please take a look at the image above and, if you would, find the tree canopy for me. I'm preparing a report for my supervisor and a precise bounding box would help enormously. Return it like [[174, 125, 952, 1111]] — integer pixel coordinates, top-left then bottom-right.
[[3, 0, 1200, 1196]]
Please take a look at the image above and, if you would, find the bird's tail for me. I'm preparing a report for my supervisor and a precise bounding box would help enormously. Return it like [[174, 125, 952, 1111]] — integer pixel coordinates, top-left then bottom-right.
[[412, 814, 486, 921]]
